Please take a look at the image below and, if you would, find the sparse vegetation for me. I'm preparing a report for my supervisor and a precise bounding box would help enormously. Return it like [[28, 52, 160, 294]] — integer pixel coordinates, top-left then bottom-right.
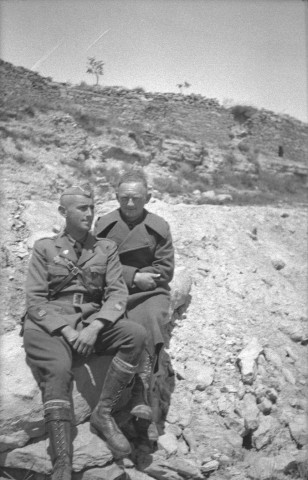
[[230, 104, 258, 124], [131, 86, 146, 94], [64, 106, 106, 135], [177, 81, 191, 94], [238, 140, 251, 153], [152, 176, 185, 196], [152, 164, 211, 197], [223, 152, 237, 166], [0, 59, 306, 208], [86, 56, 104, 86]]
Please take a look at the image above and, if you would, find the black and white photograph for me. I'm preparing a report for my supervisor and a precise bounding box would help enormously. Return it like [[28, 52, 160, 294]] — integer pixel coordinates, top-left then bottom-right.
[[0, 1, 307, 479]]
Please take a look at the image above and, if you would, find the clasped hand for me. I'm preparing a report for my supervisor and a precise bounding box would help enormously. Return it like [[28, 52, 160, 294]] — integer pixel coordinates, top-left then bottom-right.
[[134, 272, 161, 290], [61, 320, 104, 357]]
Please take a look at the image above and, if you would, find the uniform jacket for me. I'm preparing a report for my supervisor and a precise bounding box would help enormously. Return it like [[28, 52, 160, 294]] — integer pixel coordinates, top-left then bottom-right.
[[94, 209, 174, 296], [24, 232, 128, 334]]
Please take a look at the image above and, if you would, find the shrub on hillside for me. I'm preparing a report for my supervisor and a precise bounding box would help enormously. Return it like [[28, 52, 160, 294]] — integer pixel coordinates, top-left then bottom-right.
[[21, 105, 36, 117], [152, 176, 184, 196], [230, 105, 257, 124], [259, 172, 303, 194], [237, 140, 251, 153], [176, 164, 210, 192], [65, 106, 106, 135], [4, 141, 38, 164], [14, 150, 37, 164], [29, 98, 57, 113], [77, 81, 103, 92], [212, 168, 255, 190], [131, 87, 146, 94], [223, 152, 237, 166]]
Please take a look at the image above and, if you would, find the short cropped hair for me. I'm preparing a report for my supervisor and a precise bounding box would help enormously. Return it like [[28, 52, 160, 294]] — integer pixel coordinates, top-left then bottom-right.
[[117, 169, 148, 190]]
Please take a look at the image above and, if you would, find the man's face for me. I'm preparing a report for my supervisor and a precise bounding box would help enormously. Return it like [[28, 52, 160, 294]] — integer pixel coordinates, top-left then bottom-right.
[[117, 182, 150, 222], [61, 195, 94, 233]]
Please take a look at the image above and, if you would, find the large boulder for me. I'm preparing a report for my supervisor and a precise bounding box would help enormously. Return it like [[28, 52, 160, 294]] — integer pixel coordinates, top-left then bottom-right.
[[0, 423, 113, 473]]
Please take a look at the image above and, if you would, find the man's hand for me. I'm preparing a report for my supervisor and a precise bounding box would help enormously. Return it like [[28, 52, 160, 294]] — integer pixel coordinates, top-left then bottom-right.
[[134, 272, 161, 291], [72, 320, 105, 357], [61, 325, 79, 345]]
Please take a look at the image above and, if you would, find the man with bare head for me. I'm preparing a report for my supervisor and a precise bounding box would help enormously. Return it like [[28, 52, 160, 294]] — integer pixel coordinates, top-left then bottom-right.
[[95, 169, 174, 439], [23, 184, 147, 478]]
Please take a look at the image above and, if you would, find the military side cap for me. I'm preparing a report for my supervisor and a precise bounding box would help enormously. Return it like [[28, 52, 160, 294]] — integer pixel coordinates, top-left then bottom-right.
[[60, 184, 93, 199]]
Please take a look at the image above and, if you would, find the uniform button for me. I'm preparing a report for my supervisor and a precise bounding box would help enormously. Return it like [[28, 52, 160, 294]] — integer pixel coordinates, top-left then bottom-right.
[[38, 309, 47, 317]]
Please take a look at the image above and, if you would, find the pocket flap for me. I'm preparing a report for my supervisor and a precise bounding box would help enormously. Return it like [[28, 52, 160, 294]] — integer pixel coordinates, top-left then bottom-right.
[[47, 265, 68, 275], [89, 265, 106, 274]]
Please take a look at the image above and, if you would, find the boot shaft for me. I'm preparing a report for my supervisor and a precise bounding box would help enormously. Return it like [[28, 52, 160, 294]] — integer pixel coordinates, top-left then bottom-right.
[[90, 356, 138, 459], [97, 356, 137, 414], [44, 400, 72, 479], [130, 353, 154, 421]]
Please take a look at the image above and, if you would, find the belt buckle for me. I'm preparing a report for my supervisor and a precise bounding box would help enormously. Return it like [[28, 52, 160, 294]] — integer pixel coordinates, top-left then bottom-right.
[[73, 293, 84, 306]]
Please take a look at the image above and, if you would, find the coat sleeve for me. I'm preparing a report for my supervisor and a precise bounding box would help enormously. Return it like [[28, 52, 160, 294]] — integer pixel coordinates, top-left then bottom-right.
[[26, 241, 70, 333], [88, 241, 128, 324], [94, 214, 138, 289], [121, 265, 139, 289], [138, 224, 174, 286]]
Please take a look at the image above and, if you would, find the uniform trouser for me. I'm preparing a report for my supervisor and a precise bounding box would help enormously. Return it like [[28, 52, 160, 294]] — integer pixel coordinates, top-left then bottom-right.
[[23, 319, 146, 403]]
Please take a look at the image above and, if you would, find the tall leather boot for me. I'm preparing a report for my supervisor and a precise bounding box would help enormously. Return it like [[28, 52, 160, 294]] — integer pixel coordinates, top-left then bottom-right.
[[44, 400, 72, 480], [130, 353, 159, 442], [130, 351, 153, 420], [90, 355, 137, 459]]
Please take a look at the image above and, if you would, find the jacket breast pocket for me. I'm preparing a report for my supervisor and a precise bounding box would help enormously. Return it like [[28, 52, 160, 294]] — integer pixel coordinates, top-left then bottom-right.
[[83, 265, 106, 290], [47, 265, 68, 288]]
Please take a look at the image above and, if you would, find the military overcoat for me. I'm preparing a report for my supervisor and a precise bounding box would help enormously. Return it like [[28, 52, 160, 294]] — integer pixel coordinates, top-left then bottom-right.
[[24, 232, 128, 334], [94, 209, 174, 355]]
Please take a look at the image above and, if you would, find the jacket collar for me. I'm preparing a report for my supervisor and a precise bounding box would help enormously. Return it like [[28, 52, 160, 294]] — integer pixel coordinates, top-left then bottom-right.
[[77, 234, 97, 266], [97, 208, 167, 237], [100, 211, 150, 254], [55, 231, 97, 265], [96, 208, 167, 254]]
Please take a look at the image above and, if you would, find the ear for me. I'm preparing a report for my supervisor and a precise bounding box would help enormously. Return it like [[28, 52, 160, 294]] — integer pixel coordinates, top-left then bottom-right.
[[58, 205, 66, 218], [145, 193, 151, 204]]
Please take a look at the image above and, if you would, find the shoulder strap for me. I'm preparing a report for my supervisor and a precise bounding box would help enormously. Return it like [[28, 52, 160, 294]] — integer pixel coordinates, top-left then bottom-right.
[[49, 259, 81, 299]]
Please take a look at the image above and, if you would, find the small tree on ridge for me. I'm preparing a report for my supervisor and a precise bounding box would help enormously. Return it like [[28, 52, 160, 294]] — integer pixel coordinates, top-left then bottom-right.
[[87, 57, 104, 86], [177, 81, 191, 94]]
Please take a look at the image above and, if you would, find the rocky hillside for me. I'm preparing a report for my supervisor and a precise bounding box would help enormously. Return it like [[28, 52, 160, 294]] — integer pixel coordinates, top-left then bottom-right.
[[0, 60, 307, 480], [1, 59, 307, 207]]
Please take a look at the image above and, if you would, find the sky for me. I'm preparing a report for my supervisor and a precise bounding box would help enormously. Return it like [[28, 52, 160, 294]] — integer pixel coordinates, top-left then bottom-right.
[[0, 0, 307, 122]]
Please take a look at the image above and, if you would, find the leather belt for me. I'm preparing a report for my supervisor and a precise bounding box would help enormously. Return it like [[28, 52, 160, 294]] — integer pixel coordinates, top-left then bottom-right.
[[52, 293, 93, 306]]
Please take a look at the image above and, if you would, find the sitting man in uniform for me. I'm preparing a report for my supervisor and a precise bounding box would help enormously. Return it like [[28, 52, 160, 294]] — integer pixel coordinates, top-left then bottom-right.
[[23, 184, 147, 479], [95, 169, 174, 438]]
